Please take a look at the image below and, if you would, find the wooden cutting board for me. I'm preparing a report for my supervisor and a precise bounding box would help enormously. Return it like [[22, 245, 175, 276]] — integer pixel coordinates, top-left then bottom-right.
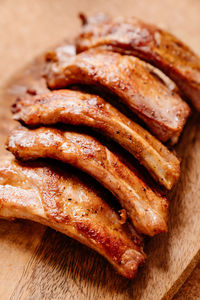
[[0, 0, 200, 299]]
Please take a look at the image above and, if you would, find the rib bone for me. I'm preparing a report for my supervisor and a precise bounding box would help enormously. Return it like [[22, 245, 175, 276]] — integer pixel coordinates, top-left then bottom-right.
[[7, 126, 169, 236], [13, 89, 180, 190], [45, 48, 190, 144], [76, 13, 200, 111], [0, 159, 145, 278]]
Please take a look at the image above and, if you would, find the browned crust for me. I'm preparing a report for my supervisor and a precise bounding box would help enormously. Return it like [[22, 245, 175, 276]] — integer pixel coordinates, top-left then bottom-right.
[[12, 89, 180, 190], [45, 48, 190, 144], [76, 13, 200, 111], [0, 159, 145, 278], [6, 126, 169, 236]]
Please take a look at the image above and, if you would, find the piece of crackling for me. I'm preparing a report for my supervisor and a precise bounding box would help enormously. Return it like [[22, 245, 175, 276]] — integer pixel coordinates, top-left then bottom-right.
[[12, 89, 180, 190], [0, 159, 145, 278], [6, 126, 169, 236], [76, 13, 200, 112], [45, 48, 190, 145]]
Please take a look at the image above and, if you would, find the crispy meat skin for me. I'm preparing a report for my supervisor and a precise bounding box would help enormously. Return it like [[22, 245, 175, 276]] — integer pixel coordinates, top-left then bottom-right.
[[7, 127, 168, 236], [13, 89, 180, 190], [45, 48, 190, 144], [76, 14, 200, 111], [0, 159, 145, 278]]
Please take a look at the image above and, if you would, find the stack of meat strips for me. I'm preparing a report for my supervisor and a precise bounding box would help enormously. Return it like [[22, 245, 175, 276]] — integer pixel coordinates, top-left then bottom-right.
[[1, 13, 200, 279]]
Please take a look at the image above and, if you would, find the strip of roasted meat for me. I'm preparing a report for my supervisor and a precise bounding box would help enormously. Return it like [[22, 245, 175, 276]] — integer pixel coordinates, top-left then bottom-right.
[[76, 13, 200, 111], [45, 48, 190, 144], [6, 126, 168, 236], [0, 159, 145, 278], [13, 89, 180, 190]]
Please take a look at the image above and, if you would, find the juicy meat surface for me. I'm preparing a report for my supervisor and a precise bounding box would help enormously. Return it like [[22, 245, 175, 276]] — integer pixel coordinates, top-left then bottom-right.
[[76, 13, 200, 111], [45, 48, 190, 144], [7, 126, 169, 236], [0, 159, 145, 278], [13, 89, 180, 190]]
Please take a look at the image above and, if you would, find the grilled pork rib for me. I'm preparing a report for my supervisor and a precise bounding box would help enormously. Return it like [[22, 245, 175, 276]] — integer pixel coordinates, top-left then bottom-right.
[[7, 127, 168, 236], [45, 48, 190, 144], [76, 13, 200, 111], [13, 89, 180, 190], [0, 159, 145, 278]]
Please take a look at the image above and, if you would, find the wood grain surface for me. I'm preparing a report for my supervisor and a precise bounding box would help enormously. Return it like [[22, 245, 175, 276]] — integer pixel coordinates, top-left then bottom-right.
[[0, 1, 200, 299]]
